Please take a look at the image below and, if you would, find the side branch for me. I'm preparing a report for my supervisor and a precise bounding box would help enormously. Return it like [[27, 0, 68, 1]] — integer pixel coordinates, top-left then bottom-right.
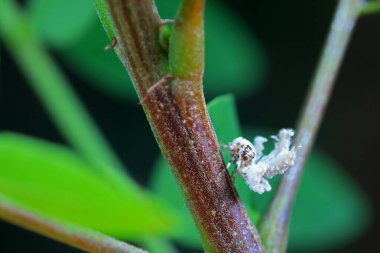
[[259, 0, 364, 252], [0, 195, 147, 253]]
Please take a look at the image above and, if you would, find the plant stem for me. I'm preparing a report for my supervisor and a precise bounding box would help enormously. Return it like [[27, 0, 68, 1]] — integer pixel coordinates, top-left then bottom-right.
[[259, 0, 364, 252], [0, 0, 134, 192], [0, 194, 147, 253], [97, 0, 264, 252]]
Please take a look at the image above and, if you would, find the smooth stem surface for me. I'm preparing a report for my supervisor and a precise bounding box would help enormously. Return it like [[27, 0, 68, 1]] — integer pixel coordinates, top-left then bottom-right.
[[0, 195, 147, 253], [0, 0, 134, 192], [259, 0, 364, 252], [99, 0, 264, 252]]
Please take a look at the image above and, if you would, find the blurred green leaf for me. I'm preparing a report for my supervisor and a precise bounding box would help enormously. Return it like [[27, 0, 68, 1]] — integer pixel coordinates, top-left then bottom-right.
[[59, 0, 265, 102], [244, 129, 371, 251], [149, 95, 260, 249], [203, 3, 266, 99], [0, 132, 178, 239], [208, 94, 260, 221], [361, 0, 380, 15], [207, 94, 241, 144], [288, 150, 371, 251], [59, 21, 137, 102], [149, 156, 201, 248], [28, 0, 95, 48]]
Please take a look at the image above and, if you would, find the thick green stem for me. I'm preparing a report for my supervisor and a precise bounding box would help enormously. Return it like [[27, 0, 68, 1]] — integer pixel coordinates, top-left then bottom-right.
[[98, 0, 264, 252], [169, 0, 205, 79], [259, 1, 364, 252]]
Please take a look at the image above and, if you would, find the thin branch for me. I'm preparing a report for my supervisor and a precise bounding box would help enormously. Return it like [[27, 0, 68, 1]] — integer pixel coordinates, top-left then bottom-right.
[[97, 0, 264, 252], [0, 195, 147, 253], [259, 0, 365, 252]]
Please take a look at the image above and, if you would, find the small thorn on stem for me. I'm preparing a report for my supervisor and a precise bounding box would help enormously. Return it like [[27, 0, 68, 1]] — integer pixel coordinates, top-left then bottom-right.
[[104, 37, 117, 50], [161, 19, 174, 24], [146, 73, 174, 94], [140, 73, 174, 104]]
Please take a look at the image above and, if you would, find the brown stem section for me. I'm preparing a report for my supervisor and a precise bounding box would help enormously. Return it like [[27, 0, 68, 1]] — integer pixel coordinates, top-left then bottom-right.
[[259, 1, 364, 252], [104, 0, 264, 252], [0, 195, 147, 253]]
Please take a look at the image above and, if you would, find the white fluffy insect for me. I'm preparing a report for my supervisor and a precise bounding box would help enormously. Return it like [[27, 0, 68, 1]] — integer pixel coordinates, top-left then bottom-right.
[[224, 129, 297, 194]]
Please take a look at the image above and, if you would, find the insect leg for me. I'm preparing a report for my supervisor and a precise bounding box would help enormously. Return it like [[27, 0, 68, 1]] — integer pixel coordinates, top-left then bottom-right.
[[231, 166, 238, 183]]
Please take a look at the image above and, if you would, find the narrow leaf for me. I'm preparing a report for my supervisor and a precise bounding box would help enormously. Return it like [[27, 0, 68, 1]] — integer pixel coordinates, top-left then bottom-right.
[[29, 0, 95, 48], [0, 132, 178, 238], [207, 95, 260, 222], [60, 22, 137, 102]]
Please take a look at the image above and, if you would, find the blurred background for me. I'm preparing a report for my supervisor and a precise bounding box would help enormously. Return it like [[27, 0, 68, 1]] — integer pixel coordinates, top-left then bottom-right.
[[0, 0, 379, 252]]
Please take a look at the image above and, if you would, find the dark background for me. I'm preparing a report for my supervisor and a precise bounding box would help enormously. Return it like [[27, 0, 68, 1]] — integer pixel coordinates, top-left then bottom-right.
[[1, 0, 379, 252]]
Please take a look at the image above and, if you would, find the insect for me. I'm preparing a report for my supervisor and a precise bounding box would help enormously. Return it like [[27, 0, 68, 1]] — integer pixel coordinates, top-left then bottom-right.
[[223, 129, 297, 194]]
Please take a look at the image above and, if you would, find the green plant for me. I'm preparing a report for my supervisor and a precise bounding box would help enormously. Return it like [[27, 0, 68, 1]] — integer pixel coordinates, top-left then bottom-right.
[[0, 0, 377, 252]]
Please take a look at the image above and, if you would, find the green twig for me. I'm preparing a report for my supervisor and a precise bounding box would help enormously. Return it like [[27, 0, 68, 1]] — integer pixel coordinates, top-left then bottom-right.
[[0, 194, 148, 253], [259, 1, 364, 252]]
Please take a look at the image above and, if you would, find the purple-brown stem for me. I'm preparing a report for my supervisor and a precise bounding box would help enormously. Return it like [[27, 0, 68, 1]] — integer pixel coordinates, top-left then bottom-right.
[[102, 0, 264, 252]]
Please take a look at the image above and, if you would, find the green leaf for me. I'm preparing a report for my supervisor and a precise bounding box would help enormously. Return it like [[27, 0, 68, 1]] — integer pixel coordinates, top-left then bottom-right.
[[361, 0, 380, 15], [59, 21, 138, 102], [203, 3, 266, 99], [149, 95, 260, 249], [288, 150, 372, 251], [207, 94, 241, 144], [0, 132, 178, 239], [208, 95, 260, 223], [149, 156, 201, 248], [244, 129, 372, 251], [28, 0, 95, 48], [59, 0, 265, 102]]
